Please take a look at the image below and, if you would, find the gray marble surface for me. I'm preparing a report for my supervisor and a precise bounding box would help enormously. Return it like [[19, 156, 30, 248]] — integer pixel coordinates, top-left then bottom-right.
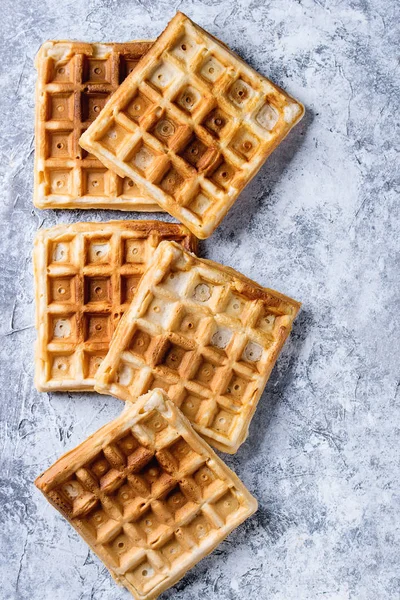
[[0, 0, 399, 598]]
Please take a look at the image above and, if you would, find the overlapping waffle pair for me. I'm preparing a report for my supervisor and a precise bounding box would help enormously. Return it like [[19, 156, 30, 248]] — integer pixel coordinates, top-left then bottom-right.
[[34, 12, 303, 600]]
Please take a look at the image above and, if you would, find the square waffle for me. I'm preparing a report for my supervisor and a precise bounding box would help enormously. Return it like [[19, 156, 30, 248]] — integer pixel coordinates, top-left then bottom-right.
[[35, 389, 257, 600], [34, 221, 197, 392], [34, 40, 165, 211], [80, 12, 304, 238], [95, 241, 300, 453]]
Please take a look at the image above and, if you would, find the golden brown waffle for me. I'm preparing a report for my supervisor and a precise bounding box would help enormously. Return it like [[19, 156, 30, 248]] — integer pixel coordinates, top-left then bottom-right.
[[34, 40, 165, 211], [34, 221, 197, 392], [35, 389, 257, 600], [80, 12, 304, 238], [95, 241, 300, 453]]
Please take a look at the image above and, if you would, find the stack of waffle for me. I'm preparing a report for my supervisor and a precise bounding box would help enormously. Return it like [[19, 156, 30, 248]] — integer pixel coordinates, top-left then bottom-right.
[[33, 12, 303, 599]]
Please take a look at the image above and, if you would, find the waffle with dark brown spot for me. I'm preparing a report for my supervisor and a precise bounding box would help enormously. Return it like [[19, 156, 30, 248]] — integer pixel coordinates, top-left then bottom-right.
[[34, 221, 197, 392], [34, 40, 164, 210], [95, 241, 300, 453], [80, 12, 304, 238], [35, 389, 257, 600]]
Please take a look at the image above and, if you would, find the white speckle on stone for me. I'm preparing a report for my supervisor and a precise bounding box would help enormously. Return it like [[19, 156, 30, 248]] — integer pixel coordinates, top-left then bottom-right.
[[230, 578, 239, 591]]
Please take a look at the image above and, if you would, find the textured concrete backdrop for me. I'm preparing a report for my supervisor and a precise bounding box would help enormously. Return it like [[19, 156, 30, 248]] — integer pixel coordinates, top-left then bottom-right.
[[0, 0, 399, 599]]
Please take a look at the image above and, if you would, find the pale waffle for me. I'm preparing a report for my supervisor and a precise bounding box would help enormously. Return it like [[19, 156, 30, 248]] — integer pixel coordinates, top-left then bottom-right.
[[34, 221, 197, 392], [35, 389, 257, 600], [95, 241, 300, 453], [80, 12, 304, 238], [34, 40, 165, 211]]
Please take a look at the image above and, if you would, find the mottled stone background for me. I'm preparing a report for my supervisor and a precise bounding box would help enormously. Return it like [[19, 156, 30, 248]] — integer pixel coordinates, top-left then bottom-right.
[[0, 0, 399, 598]]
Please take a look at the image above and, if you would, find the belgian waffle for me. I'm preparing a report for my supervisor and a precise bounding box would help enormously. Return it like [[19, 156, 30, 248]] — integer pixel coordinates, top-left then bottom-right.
[[34, 221, 197, 392], [34, 40, 165, 211], [95, 241, 300, 453], [80, 12, 304, 238], [35, 389, 257, 600]]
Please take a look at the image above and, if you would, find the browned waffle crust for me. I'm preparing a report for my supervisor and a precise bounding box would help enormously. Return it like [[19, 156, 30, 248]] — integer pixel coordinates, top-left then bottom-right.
[[35, 389, 257, 600], [34, 221, 197, 391], [34, 40, 166, 210], [95, 241, 300, 453], [80, 12, 304, 237]]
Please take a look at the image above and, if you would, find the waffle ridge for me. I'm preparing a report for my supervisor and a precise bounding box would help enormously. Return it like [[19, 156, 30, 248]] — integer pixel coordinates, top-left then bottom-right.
[[35, 389, 257, 600], [95, 240, 301, 453], [34, 221, 197, 392], [80, 12, 304, 238], [34, 40, 166, 210]]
